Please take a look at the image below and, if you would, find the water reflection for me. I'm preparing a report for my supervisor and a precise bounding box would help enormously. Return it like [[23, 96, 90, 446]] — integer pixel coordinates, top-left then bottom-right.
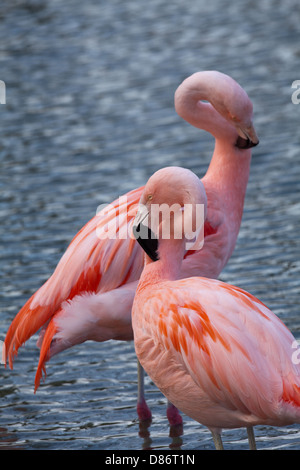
[[0, 427, 24, 450], [138, 417, 184, 450]]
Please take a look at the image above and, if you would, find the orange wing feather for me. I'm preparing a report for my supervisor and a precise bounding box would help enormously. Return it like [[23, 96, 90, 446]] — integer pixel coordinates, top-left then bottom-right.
[[4, 186, 144, 368]]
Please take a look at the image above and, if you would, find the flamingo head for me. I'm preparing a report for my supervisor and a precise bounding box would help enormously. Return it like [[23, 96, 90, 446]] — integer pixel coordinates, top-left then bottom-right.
[[175, 71, 259, 150], [132, 166, 207, 262]]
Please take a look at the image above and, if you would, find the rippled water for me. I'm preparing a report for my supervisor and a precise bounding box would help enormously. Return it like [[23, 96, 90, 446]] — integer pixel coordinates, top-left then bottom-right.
[[0, 0, 300, 450]]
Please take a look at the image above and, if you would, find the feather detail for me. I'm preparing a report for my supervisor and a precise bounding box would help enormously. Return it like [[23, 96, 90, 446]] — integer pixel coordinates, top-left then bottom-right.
[[133, 277, 300, 427], [4, 187, 144, 369], [34, 318, 58, 393]]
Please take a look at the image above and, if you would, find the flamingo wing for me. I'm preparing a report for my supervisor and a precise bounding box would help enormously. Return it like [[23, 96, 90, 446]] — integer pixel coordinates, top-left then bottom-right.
[[135, 277, 300, 421], [4, 186, 144, 368]]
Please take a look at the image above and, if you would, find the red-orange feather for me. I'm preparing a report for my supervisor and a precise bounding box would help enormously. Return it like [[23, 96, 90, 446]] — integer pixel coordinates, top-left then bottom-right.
[[4, 187, 144, 371], [34, 318, 58, 392]]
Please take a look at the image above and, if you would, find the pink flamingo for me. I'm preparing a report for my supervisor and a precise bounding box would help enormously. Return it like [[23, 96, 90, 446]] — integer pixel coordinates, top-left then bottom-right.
[[3, 71, 258, 425], [132, 166, 300, 450]]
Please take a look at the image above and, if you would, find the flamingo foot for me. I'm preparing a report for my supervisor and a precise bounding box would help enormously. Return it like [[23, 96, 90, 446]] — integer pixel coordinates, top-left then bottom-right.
[[167, 402, 183, 437]]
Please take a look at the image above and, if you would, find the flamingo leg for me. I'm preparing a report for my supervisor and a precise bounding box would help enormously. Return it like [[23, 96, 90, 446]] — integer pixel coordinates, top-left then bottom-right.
[[247, 426, 257, 450], [136, 359, 152, 422], [166, 401, 183, 427], [211, 431, 224, 450]]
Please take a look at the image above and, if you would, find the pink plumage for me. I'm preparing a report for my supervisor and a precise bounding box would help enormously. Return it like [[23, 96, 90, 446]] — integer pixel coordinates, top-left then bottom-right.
[[3, 71, 259, 424], [132, 166, 300, 449], [134, 278, 300, 428]]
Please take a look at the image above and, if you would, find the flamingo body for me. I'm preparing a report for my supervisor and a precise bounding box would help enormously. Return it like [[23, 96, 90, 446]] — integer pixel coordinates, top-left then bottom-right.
[[133, 276, 300, 432], [132, 166, 300, 447]]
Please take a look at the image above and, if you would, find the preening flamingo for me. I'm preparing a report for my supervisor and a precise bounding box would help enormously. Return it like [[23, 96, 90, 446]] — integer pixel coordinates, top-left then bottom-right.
[[132, 166, 300, 450], [3, 71, 258, 425]]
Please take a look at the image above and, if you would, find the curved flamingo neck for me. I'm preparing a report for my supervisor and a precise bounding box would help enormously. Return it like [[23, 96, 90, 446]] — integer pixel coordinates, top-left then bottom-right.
[[205, 137, 251, 191], [179, 100, 238, 147], [175, 70, 256, 148], [205, 142, 251, 237], [175, 73, 253, 238], [176, 97, 252, 199]]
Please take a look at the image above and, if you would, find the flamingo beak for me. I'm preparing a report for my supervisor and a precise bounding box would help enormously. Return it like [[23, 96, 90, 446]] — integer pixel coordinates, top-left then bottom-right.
[[132, 206, 159, 262], [236, 123, 259, 149]]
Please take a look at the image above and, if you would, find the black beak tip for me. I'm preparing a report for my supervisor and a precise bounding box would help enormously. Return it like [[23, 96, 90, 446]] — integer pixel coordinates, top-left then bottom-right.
[[133, 222, 159, 262], [236, 136, 259, 150]]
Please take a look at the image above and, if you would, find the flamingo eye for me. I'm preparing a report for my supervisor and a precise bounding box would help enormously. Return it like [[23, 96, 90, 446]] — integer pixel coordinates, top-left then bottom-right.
[[148, 194, 153, 201]]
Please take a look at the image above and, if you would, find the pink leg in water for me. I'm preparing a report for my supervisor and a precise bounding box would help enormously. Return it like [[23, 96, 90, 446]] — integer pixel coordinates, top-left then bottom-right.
[[166, 401, 183, 426], [137, 360, 152, 422]]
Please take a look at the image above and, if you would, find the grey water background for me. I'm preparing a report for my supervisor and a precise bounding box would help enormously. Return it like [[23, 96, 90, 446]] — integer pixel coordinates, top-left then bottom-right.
[[0, 0, 300, 450]]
